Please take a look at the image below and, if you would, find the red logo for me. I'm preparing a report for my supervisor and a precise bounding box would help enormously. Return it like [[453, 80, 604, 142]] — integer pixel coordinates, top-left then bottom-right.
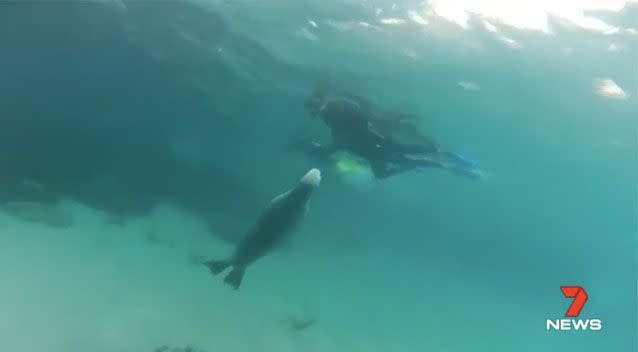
[[560, 286, 588, 317], [546, 286, 600, 331]]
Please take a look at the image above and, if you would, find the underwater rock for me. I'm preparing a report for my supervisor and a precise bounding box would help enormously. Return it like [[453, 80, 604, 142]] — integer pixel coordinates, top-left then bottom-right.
[[0, 201, 73, 228], [281, 314, 317, 332]]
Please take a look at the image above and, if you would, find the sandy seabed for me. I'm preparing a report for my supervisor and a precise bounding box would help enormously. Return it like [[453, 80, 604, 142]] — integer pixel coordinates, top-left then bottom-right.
[[0, 199, 412, 352], [0, 199, 613, 352]]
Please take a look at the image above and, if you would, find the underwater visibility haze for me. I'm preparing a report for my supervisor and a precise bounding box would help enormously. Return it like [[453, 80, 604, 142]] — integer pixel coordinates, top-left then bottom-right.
[[0, 0, 636, 351]]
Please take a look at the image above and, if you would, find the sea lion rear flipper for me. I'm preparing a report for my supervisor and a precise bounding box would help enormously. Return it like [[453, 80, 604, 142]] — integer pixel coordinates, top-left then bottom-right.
[[204, 259, 231, 275], [224, 267, 245, 290]]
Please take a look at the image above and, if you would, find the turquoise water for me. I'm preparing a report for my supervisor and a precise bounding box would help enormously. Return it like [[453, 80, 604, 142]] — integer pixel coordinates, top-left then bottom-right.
[[0, 1, 636, 351]]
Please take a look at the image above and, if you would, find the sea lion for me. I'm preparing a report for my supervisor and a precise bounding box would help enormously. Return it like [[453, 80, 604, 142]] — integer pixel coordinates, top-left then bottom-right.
[[204, 168, 322, 290]]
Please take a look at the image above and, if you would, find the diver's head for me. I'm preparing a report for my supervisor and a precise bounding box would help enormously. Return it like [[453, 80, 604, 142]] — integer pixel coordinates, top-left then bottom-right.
[[305, 83, 333, 116]]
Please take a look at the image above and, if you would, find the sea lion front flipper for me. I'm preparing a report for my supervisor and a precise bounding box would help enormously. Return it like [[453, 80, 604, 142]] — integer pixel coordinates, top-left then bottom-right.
[[224, 267, 245, 290]]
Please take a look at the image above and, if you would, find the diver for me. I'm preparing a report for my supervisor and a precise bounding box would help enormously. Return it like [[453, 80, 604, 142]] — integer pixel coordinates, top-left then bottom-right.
[[292, 86, 483, 180]]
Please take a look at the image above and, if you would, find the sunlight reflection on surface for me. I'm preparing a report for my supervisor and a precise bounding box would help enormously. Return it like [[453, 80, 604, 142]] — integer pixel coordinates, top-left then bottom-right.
[[422, 0, 636, 34]]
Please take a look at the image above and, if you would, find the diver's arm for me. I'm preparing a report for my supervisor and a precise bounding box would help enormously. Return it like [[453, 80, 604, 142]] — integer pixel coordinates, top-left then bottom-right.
[[444, 164, 485, 180], [308, 141, 339, 158], [401, 154, 446, 169]]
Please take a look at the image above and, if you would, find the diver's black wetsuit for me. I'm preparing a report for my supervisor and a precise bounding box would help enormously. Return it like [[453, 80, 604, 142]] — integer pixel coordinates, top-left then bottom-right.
[[300, 90, 444, 179]]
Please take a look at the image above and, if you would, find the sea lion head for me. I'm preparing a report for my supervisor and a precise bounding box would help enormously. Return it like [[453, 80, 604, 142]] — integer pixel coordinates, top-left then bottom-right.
[[300, 168, 321, 187], [287, 168, 321, 205]]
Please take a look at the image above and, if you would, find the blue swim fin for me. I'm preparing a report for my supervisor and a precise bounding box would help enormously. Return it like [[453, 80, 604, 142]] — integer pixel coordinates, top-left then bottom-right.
[[443, 151, 478, 169], [414, 164, 485, 180]]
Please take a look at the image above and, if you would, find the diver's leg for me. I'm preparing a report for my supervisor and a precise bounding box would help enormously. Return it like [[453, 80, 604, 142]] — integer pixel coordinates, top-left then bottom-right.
[[399, 153, 447, 170], [401, 154, 483, 179], [444, 164, 486, 180], [431, 150, 485, 179], [435, 149, 478, 169], [370, 161, 414, 180], [403, 155, 446, 170]]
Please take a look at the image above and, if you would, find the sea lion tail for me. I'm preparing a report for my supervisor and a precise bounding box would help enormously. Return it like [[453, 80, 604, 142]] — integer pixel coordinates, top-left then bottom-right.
[[203, 259, 245, 290], [204, 259, 231, 275], [224, 267, 245, 290]]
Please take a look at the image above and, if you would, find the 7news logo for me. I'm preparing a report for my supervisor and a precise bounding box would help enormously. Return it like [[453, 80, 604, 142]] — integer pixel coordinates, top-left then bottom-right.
[[546, 286, 602, 331]]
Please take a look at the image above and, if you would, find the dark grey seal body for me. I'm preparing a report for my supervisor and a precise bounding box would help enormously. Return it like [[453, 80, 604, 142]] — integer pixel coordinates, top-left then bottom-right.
[[204, 168, 322, 289]]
